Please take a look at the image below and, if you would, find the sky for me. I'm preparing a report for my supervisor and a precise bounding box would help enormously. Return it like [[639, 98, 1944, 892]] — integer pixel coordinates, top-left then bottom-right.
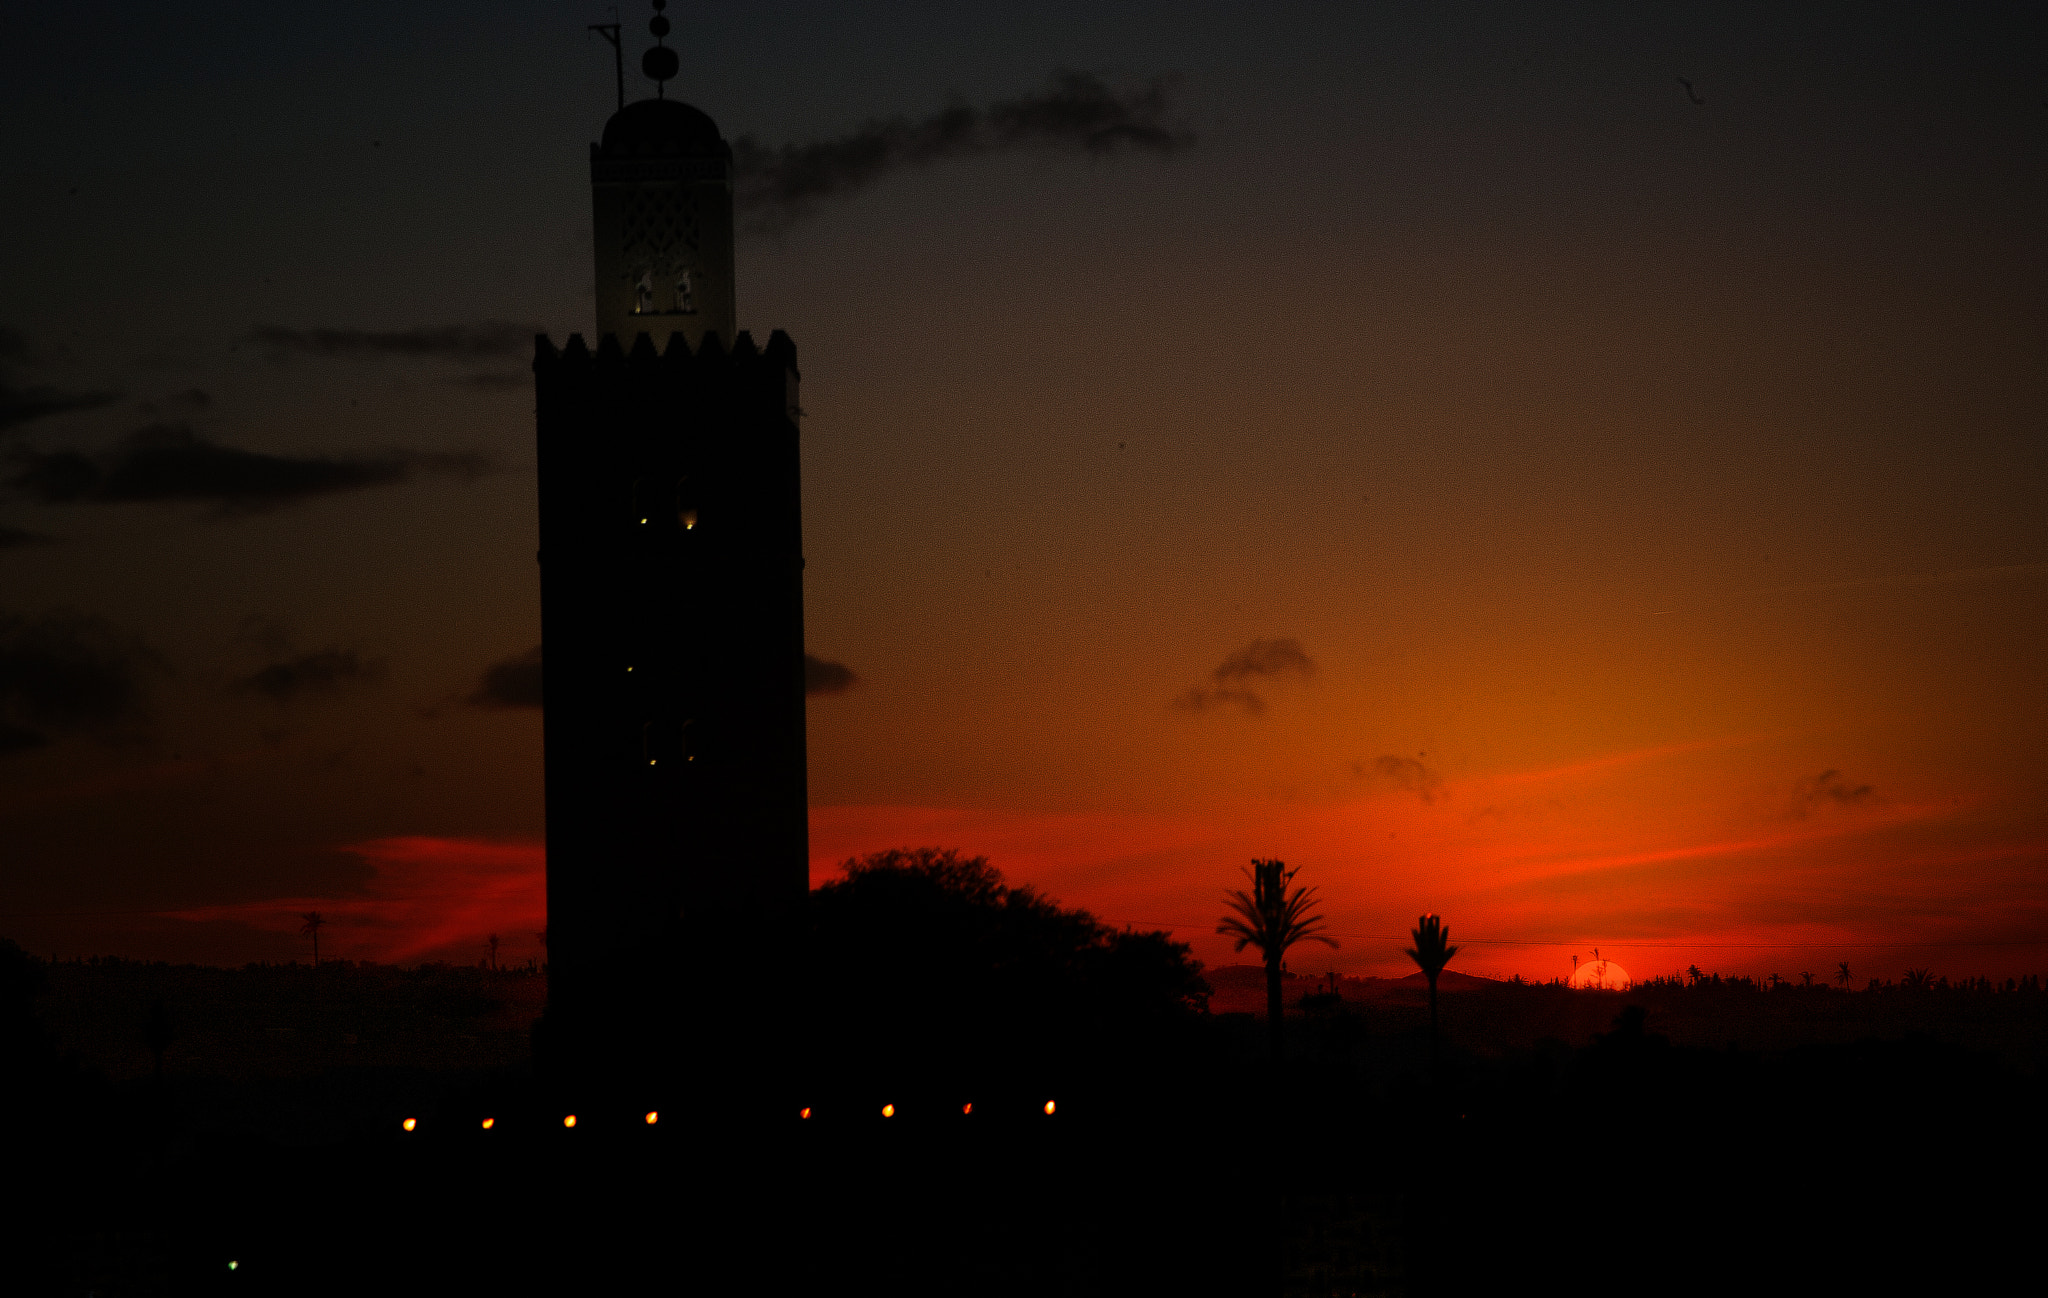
[[2, 1, 2045, 982]]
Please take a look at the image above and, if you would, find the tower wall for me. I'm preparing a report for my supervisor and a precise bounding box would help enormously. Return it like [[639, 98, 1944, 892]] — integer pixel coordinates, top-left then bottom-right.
[[534, 326, 805, 1101]]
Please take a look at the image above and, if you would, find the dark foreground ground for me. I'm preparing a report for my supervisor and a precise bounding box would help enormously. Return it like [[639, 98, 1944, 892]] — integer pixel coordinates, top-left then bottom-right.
[[10, 958, 2047, 1295]]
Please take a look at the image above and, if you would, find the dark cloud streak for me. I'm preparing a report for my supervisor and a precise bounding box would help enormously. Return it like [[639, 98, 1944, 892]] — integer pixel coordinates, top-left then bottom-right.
[[1175, 638, 1314, 714], [8, 424, 487, 513], [734, 72, 1193, 231], [0, 609, 162, 753], [232, 649, 386, 703], [248, 322, 539, 361], [469, 647, 542, 709], [804, 654, 858, 697], [0, 326, 116, 434]]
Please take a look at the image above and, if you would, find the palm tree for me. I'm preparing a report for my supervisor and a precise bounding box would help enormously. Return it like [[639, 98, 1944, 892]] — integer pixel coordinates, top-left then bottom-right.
[[1800, 971, 1814, 989], [1903, 967, 1935, 992], [486, 933, 500, 971], [1836, 961, 1852, 988], [1686, 964, 1703, 986], [1217, 859, 1337, 1063], [299, 911, 326, 967], [1405, 914, 1460, 1077]]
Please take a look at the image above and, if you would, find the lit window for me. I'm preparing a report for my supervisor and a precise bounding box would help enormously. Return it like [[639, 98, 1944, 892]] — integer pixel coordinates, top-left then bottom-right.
[[634, 270, 655, 315], [228, 1261, 239, 1271], [675, 269, 696, 315], [681, 509, 698, 531]]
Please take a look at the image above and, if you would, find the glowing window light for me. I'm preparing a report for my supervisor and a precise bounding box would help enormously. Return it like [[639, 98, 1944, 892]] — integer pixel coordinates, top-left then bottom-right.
[[563, 1114, 577, 1128], [800, 1107, 812, 1119], [962, 1103, 973, 1115], [640, 517, 649, 525], [1043, 1100, 1056, 1115], [627, 666, 634, 672], [648, 759, 658, 766], [480, 1118, 494, 1130], [644, 1110, 659, 1125], [401, 1118, 417, 1132], [228, 1261, 239, 1271], [881, 1103, 895, 1118]]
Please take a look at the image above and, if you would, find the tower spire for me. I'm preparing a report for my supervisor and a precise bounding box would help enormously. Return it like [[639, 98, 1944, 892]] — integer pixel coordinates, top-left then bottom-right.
[[642, 0, 679, 100]]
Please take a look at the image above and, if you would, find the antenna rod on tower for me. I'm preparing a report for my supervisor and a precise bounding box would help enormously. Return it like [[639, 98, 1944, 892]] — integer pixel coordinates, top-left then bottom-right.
[[588, 22, 624, 111]]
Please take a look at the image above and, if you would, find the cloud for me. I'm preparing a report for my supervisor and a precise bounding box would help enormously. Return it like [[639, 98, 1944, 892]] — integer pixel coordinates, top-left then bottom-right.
[[469, 646, 542, 709], [1353, 755, 1445, 804], [247, 322, 539, 361], [1796, 769, 1874, 816], [232, 648, 386, 703], [0, 524, 52, 549], [734, 71, 1193, 231], [1174, 637, 1315, 714], [804, 653, 858, 697], [0, 609, 162, 753], [0, 326, 116, 433], [7, 423, 484, 513]]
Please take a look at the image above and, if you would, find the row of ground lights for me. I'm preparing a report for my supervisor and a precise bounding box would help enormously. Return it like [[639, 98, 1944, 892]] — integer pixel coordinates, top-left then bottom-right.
[[401, 1111, 659, 1132], [398, 1102, 1059, 1131], [798, 1101, 1056, 1119]]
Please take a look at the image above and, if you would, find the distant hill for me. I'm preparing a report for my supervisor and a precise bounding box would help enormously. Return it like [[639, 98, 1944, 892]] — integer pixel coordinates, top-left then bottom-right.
[[1202, 963, 1500, 1015]]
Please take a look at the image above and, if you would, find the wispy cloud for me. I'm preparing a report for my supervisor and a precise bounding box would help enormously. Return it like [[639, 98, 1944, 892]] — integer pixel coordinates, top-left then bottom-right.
[[0, 326, 115, 434], [735, 71, 1193, 231], [804, 653, 858, 697], [1174, 637, 1314, 714], [469, 646, 542, 709], [247, 322, 538, 362], [1352, 754, 1444, 803], [0, 609, 163, 754], [8, 424, 487, 513]]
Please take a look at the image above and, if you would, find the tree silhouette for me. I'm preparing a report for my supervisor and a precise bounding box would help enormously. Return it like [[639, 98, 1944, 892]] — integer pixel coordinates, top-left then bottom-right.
[[1404, 914, 1460, 1077], [1686, 964, 1702, 986], [1836, 961, 1852, 988], [1800, 971, 1814, 988], [1903, 968, 1935, 992], [486, 933, 500, 971], [1217, 859, 1337, 1064], [299, 911, 326, 967]]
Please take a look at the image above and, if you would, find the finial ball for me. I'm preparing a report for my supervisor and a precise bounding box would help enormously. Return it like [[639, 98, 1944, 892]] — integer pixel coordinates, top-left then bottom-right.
[[651, 0, 667, 9], [650, 15, 670, 37], [642, 46, 679, 82]]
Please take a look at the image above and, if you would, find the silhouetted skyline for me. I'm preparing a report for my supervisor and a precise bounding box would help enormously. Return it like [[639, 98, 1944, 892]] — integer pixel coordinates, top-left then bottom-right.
[[3, 2, 2046, 982]]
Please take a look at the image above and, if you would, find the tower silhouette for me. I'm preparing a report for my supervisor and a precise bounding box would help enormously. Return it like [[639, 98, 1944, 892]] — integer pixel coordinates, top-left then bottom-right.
[[533, 20, 806, 1107]]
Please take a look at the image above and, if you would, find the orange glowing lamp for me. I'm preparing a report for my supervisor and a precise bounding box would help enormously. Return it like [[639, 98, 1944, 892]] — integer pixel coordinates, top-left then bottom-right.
[[644, 1110, 659, 1125], [480, 1118, 494, 1130], [962, 1102, 973, 1115], [401, 1117, 417, 1132], [881, 1103, 895, 1118], [800, 1106, 812, 1119], [563, 1114, 577, 1129], [1043, 1100, 1056, 1115]]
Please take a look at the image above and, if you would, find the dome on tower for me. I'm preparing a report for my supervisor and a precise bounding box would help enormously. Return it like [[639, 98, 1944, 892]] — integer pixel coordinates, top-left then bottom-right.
[[598, 98, 729, 160]]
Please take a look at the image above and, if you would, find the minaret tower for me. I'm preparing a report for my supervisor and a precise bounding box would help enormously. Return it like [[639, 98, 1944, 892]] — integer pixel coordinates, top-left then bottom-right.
[[532, 0, 806, 1108]]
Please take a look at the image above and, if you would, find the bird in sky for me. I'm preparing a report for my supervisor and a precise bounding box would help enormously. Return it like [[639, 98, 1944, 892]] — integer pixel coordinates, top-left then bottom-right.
[[1678, 76, 1706, 105]]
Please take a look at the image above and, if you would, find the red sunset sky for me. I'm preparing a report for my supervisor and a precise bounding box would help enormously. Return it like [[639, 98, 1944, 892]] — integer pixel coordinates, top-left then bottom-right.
[[2, 2, 2045, 982]]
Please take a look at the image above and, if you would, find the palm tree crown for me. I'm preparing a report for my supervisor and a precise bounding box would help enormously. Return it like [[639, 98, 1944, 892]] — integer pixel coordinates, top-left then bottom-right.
[[1218, 859, 1337, 1063], [299, 911, 326, 967], [1404, 914, 1458, 984], [1218, 859, 1337, 965]]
